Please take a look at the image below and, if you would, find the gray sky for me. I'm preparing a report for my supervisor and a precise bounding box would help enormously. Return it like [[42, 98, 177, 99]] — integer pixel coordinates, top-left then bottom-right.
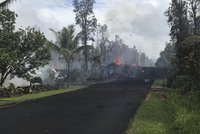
[[1, 0, 171, 60]]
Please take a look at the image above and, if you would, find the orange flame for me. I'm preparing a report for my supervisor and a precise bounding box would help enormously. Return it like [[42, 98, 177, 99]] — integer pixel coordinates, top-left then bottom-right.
[[115, 54, 122, 65]]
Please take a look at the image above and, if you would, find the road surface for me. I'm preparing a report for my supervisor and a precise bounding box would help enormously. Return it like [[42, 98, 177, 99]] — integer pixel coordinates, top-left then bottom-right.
[[0, 79, 152, 134]]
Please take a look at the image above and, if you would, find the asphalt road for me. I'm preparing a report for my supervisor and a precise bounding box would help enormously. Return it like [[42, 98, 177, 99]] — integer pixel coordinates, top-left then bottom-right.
[[0, 79, 152, 134]]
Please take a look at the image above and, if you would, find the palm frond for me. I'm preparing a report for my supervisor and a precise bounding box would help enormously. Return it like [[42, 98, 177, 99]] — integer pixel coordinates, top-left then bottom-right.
[[72, 32, 81, 48], [50, 25, 82, 63], [49, 28, 62, 47], [50, 42, 60, 53], [60, 48, 73, 61]]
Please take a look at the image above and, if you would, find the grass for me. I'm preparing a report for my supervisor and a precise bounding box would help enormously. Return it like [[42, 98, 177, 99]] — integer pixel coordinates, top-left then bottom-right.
[[166, 91, 200, 134], [151, 79, 165, 88], [126, 92, 172, 134], [0, 85, 84, 107], [127, 79, 200, 134], [126, 80, 173, 134]]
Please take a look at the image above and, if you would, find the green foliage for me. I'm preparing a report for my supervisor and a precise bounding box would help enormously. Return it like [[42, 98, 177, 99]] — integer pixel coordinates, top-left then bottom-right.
[[73, 0, 97, 70], [165, 1, 200, 91], [0, 0, 16, 10], [50, 25, 81, 61], [179, 36, 200, 82], [8, 83, 15, 94], [127, 89, 200, 134], [50, 25, 82, 87], [156, 43, 175, 68], [127, 92, 172, 134], [165, 0, 191, 86], [166, 91, 200, 134], [0, 86, 84, 107], [188, 0, 200, 35], [95, 24, 109, 65], [0, 87, 9, 97], [0, 83, 24, 97], [165, 0, 190, 46], [73, 0, 97, 38], [170, 75, 195, 92], [151, 79, 166, 87], [0, 9, 51, 87], [166, 36, 200, 91], [30, 77, 43, 85]]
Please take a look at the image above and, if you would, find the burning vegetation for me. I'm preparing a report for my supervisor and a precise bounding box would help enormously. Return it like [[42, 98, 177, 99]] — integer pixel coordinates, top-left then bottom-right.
[[46, 33, 154, 86]]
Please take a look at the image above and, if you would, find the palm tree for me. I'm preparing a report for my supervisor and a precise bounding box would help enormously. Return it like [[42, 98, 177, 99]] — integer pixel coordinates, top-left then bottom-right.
[[0, 0, 16, 10], [50, 25, 82, 87]]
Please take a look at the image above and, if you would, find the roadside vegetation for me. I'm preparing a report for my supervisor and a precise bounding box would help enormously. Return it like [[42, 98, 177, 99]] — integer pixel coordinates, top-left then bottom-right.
[[127, 80, 171, 134], [151, 79, 166, 88], [166, 91, 200, 134], [0, 86, 84, 107], [127, 79, 200, 134], [148, 0, 200, 133], [127, 91, 170, 134]]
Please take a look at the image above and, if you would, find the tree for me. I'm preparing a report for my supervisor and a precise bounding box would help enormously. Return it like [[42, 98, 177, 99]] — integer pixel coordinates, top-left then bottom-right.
[[179, 36, 200, 82], [156, 43, 175, 68], [0, 9, 51, 87], [165, 0, 190, 49], [96, 24, 109, 65], [188, 0, 200, 35], [0, 0, 16, 10], [139, 53, 147, 67], [165, 0, 191, 77], [50, 25, 82, 87], [89, 46, 101, 78], [73, 0, 97, 70]]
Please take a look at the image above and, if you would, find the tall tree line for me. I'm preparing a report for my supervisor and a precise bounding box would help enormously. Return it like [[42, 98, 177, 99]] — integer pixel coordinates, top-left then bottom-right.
[[158, 0, 200, 91], [0, 0, 154, 87]]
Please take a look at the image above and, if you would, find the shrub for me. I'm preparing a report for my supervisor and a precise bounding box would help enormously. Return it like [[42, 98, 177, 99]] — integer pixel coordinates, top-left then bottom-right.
[[179, 36, 200, 83], [8, 83, 16, 95], [171, 75, 196, 93], [30, 77, 43, 85], [0, 87, 11, 97]]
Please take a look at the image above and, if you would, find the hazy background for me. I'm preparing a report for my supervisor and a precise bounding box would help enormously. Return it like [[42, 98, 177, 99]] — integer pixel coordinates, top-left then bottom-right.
[[1, 0, 171, 60]]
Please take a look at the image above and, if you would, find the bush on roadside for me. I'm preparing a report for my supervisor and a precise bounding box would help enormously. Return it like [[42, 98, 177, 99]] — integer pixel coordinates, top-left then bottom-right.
[[170, 75, 196, 93], [0, 87, 9, 97], [30, 77, 43, 86], [8, 83, 16, 95], [0, 83, 25, 97]]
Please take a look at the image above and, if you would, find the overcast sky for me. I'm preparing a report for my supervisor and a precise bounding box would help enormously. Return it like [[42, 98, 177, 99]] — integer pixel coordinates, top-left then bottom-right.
[[1, 0, 171, 60]]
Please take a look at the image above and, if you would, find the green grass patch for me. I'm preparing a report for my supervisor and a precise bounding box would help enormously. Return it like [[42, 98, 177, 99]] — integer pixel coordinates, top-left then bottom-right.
[[0, 86, 84, 107], [151, 79, 165, 88], [126, 92, 172, 134], [127, 79, 200, 134], [166, 91, 200, 134]]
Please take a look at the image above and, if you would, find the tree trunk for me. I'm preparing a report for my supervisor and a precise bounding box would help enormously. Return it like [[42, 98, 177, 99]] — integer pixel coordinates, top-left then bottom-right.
[[84, 30, 88, 70], [0, 69, 12, 87], [84, 15, 88, 71], [66, 61, 70, 88], [0, 76, 6, 87]]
